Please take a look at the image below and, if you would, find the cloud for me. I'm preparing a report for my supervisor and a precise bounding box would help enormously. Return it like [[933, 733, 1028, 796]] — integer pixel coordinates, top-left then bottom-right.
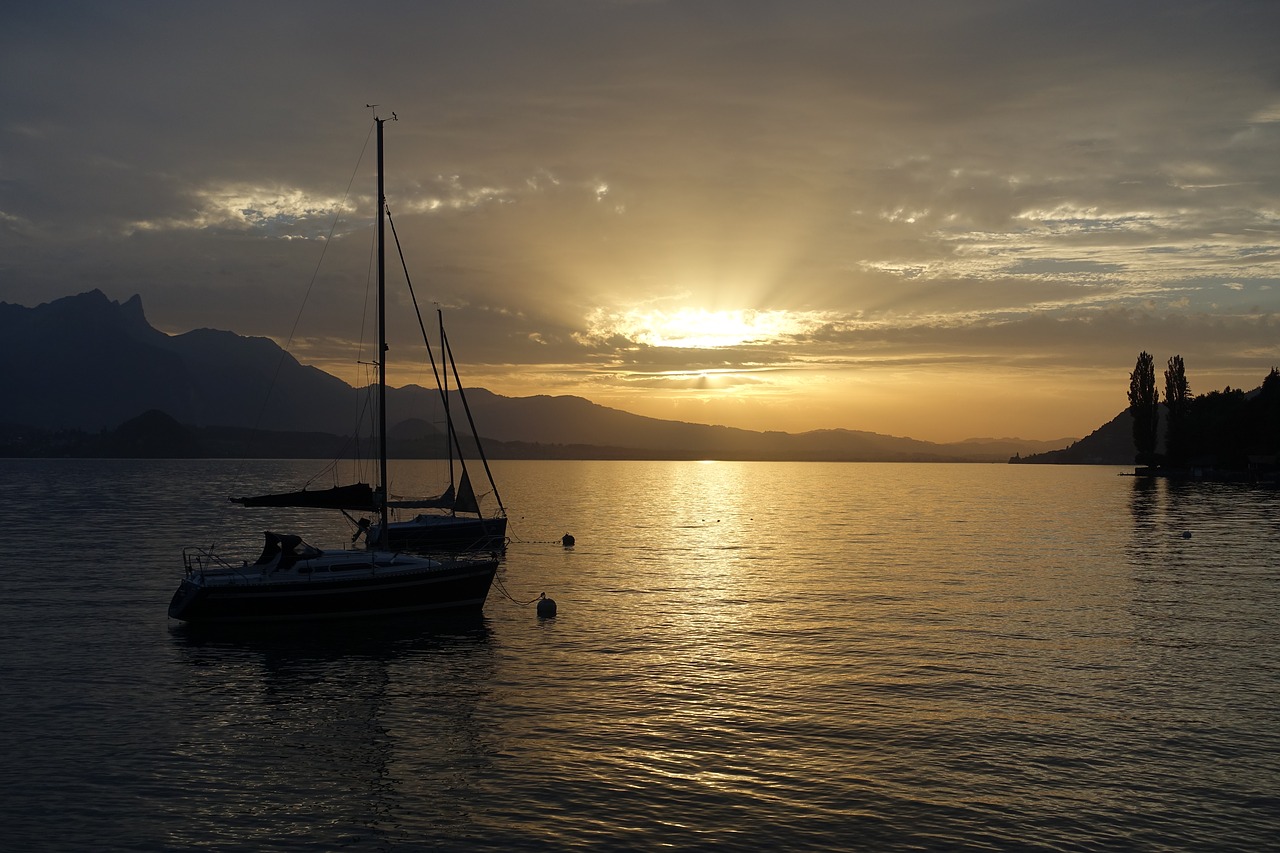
[[2, 0, 1279, 440], [127, 184, 353, 238]]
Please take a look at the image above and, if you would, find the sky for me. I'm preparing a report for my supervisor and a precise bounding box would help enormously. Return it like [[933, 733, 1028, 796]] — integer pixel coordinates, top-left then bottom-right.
[[2, 0, 1278, 443]]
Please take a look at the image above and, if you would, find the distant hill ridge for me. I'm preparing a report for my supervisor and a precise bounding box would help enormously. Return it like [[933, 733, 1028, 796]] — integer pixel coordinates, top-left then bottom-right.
[[1, 290, 1077, 461]]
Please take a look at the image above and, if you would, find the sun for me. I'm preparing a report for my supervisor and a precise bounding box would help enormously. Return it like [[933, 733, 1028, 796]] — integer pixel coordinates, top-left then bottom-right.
[[585, 306, 812, 349]]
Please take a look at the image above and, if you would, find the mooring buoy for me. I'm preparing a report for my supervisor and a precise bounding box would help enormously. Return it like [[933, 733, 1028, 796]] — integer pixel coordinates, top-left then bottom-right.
[[561, 533, 575, 547], [537, 592, 557, 618]]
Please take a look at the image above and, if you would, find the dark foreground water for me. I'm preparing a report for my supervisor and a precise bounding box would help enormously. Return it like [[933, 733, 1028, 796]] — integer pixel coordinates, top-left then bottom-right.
[[1, 459, 1277, 851]]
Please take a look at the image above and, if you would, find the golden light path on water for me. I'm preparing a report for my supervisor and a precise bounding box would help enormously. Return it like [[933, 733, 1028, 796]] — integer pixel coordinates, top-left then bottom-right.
[[3, 459, 1277, 848]]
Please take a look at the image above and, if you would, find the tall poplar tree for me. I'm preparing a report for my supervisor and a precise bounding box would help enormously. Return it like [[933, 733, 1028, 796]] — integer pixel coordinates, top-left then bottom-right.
[[1128, 351, 1159, 464], [1163, 355, 1191, 465]]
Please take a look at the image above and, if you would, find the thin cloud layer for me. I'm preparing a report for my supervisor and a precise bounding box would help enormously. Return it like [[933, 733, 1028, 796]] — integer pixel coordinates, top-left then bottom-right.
[[2, 0, 1277, 441]]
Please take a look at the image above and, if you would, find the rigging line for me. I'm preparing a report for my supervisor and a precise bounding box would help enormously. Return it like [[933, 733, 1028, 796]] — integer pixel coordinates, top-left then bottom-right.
[[300, 378, 375, 490], [385, 205, 446, 401], [385, 204, 464, 488], [243, 119, 377, 445], [443, 326, 507, 514], [328, 129, 381, 492], [439, 308, 458, 492], [492, 572, 543, 607], [502, 521, 574, 546], [351, 204, 380, 488]]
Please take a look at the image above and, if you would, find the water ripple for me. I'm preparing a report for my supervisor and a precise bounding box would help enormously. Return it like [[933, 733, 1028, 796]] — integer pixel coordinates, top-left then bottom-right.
[[1, 461, 1277, 849]]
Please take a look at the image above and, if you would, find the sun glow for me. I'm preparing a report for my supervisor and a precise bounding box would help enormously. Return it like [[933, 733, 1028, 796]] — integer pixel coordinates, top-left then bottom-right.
[[582, 307, 826, 349]]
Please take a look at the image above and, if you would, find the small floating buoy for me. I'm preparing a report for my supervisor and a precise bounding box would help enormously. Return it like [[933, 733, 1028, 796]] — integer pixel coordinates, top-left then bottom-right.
[[537, 592, 557, 618], [561, 533, 575, 547], [1182, 531, 1192, 539]]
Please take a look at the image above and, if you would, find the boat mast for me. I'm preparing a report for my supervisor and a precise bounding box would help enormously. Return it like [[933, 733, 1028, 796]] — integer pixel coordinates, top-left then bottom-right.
[[376, 116, 389, 547], [441, 308, 456, 500]]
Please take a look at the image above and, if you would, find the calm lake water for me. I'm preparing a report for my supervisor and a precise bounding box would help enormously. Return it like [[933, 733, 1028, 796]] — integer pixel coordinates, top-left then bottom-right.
[[1, 459, 1277, 851]]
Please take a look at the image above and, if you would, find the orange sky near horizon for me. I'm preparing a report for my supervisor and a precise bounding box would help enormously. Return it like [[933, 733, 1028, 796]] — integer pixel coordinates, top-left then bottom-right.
[[2, 2, 1278, 444]]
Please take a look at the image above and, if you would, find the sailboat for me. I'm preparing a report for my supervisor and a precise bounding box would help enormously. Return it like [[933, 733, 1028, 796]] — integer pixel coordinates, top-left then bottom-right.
[[369, 309, 509, 552], [228, 309, 510, 555], [168, 115, 501, 625]]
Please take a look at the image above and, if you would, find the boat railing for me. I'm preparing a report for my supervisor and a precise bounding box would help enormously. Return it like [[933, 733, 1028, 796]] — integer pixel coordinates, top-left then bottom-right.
[[181, 547, 258, 582]]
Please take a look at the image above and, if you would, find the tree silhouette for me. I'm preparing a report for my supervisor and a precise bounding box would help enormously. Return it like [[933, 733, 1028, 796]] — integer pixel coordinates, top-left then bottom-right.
[[1253, 368, 1280, 455], [1128, 351, 1159, 465], [1163, 355, 1191, 465], [1186, 387, 1249, 468]]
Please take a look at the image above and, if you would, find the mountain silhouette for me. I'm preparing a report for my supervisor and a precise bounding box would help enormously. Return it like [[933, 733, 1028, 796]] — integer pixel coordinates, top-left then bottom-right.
[[1, 290, 354, 433], [1, 291, 1077, 461], [1011, 410, 1138, 465]]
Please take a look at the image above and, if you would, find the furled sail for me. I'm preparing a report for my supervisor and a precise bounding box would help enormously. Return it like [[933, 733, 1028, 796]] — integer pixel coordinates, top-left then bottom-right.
[[231, 483, 376, 511], [386, 472, 480, 515], [387, 485, 456, 510]]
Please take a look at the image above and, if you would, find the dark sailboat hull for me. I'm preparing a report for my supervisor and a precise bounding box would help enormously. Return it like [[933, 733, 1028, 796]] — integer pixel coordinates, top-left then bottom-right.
[[171, 119, 509, 628], [380, 515, 509, 553], [168, 558, 499, 624]]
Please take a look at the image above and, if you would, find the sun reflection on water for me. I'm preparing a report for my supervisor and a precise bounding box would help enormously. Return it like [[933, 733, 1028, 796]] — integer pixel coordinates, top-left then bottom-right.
[[5, 460, 1276, 849]]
